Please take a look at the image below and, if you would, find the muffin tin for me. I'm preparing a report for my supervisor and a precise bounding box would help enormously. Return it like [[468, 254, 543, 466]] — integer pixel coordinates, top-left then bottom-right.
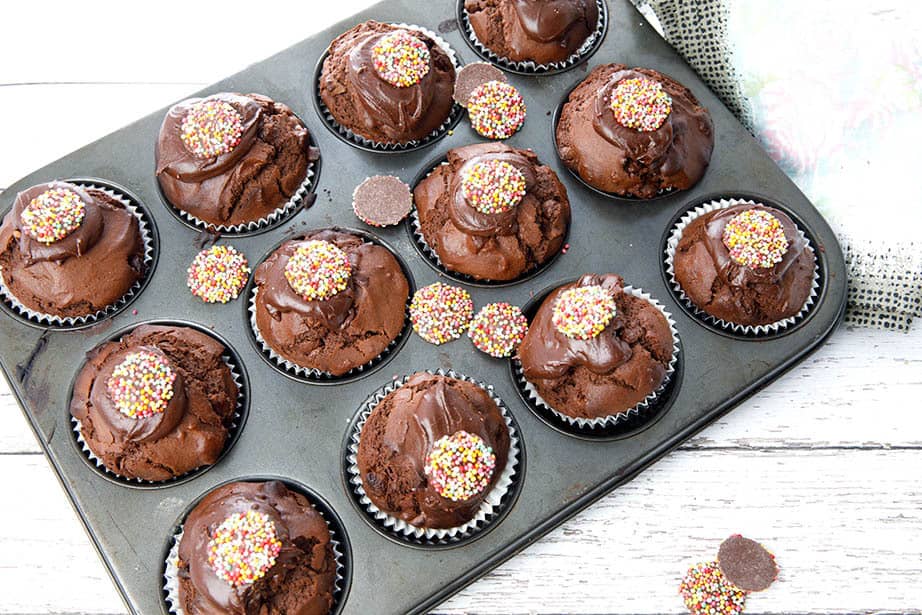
[[0, 1, 846, 613]]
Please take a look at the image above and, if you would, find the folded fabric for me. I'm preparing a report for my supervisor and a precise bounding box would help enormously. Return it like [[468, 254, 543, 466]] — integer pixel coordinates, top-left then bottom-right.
[[634, 0, 922, 330]]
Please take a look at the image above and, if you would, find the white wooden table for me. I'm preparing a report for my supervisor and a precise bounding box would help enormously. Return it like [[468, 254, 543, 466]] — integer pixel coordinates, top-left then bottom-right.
[[2, 3, 921, 614]]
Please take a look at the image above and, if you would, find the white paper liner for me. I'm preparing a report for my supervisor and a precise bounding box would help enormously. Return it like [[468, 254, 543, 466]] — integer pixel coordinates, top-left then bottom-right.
[[346, 369, 521, 542], [515, 286, 680, 430], [0, 182, 155, 327], [460, 0, 607, 74], [315, 23, 463, 151], [73, 354, 244, 485], [248, 285, 409, 381], [174, 162, 316, 234], [664, 198, 821, 336], [408, 161, 552, 284], [163, 494, 346, 615]]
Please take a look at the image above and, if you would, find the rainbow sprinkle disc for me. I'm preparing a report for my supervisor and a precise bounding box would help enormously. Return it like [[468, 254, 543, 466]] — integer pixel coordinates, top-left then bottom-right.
[[409, 282, 474, 345], [106, 350, 176, 419], [467, 80, 526, 140], [207, 510, 282, 588], [180, 99, 244, 158], [284, 240, 352, 301], [372, 30, 431, 88], [186, 245, 250, 304], [610, 77, 672, 132], [679, 561, 747, 615], [722, 209, 789, 269], [468, 302, 528, 358], [461, 160, 527, 215], [552, 285, 616, 340], [425, 430, 496, 501], [21, 187, 86, 244]]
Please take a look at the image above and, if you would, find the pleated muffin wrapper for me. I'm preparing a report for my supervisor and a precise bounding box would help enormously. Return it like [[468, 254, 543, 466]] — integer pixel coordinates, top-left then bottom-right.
[[163, 503, 346, 615], [664, 198, 821, 336], [459, 0, 607, 74], [514, 286, 679, 430], [174, 160, 316, 234], [0, 182, 155, 327], [315, 23, 464, 152], [409, 161, 559, 285], [72, 355, 245, 486], [248, 285, 410, 381], [346, 369, 521, 543]]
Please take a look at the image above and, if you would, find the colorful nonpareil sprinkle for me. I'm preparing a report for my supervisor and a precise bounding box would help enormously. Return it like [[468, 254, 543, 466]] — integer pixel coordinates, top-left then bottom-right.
[[21, 187, 86, 244], [409, 282, 474, 344], [460, 159, 527, 215], [284, 240, 352, 301], [186, 245, 250, 304], [679, 561, 747, 615], [372, 30, 431, 88], [467, 80, 526, 139], [425, 430, 496, 501], [180, 99, 244, 158], [610, 77, 673, 132], [552, 285, 616, 340], [106, 350, 176, 419], [722, 209, 789, 269], [207, 510, 282, 588], [468, 302, 528, 358]]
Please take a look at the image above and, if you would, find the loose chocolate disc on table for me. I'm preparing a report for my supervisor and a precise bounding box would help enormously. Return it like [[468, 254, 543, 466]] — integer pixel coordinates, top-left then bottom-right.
[[717, 534, 779, 592], [352, 175, 413, 227], [453, 62, 507, 106]]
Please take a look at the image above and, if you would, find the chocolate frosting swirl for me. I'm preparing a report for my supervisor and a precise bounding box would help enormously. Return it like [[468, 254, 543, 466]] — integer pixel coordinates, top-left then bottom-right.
[[0, 182, 105, 264], [519, 274, 633, 380], [178, 481, 335, 615], [86, 345, 187, 444], [593, 68, 711, 175], [512, 0, 598, 46], [449, 149, 537, 237], [698, 204, 806, 288], [155, 93, 262, 184]]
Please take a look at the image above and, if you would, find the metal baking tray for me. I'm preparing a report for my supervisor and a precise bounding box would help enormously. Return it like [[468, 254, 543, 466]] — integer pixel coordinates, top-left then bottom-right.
[[0, 0, 847, 613]]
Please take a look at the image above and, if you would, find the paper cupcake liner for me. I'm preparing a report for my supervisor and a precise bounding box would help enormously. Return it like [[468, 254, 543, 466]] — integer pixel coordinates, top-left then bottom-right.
[[73, 354, 245, 486], [515, 286, 680, 430], [174, 161, 316, 235], [459, 0, 607, 75], [248, 285, 411, 382], [664, 198, 821, 336], [163, 490, 347, 615], [314, 23, 464, 152], [0, 182, 155, 328], [346, 369, 521, 544], [408, 161, 562, 286]]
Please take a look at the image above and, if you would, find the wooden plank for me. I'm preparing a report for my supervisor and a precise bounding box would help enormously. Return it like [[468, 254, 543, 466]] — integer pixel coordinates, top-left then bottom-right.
[[4, 326, 920, 454], [2, 450, 920, 614]]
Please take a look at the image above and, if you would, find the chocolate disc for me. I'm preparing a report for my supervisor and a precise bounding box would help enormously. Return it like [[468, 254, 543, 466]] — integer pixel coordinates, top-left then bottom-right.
[[453, 62, 506, 106], [352, 175, 413, 227], [717, 534, 779, 592]]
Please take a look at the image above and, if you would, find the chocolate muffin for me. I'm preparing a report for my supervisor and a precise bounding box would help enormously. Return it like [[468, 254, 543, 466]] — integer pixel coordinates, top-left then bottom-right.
[[156, 92, 316, 229], [252, 229, 409, 376], [0, 181, 145, 319], [672, 202, 816, 327], [175, 480, 336, 615], [465, 0, 600, 66], [319, 21, 456, 144], [555, 64, 714, 197], [70, 324, 238, 481], [518, 274, 673, 420], [414, 143, 570, 281], [356, 373, 511, 529]]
